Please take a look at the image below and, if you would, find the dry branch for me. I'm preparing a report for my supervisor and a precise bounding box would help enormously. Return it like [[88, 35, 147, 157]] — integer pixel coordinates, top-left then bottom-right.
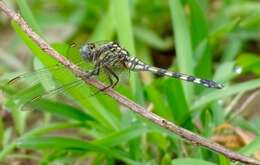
[[0, 1, 259, 164]]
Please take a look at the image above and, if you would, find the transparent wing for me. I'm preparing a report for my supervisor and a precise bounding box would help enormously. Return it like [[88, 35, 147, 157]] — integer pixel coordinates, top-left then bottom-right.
[[3, 45, 91, 110], [3, 41, 129, 110], [5, 69, 86, 111]]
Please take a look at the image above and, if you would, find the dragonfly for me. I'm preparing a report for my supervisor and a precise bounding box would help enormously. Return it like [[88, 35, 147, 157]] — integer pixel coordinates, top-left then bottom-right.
[[6, 41, 223, 109], [80, 41, 224, 90]]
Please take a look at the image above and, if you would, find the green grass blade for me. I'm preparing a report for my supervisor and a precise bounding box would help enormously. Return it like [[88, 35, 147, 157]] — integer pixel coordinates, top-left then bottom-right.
[[192, 78, 260, 110], [17, 136, 139, 165], [172, 158, 216, 165], [93, 124, 148, 147], [169, 0, 194, 102], [146, 84, 172, 120], [134, 26, 173, 51], [189, 0, 209, 48], [239, 136, 260, 156], [16, 0, 43, 36], [32, 99, 95, 122], [89, 5, 115, 41], [110, 0, 135, 54], [0, 122, 83, 161], [164, 79, 191, 125]]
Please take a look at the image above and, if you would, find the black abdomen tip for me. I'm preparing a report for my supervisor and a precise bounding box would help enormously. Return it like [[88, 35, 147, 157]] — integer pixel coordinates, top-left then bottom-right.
[[200, 79, 224, 89]]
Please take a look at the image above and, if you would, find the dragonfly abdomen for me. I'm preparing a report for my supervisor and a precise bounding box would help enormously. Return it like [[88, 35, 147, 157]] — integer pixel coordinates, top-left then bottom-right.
[[146, 66, 223, 89], [124, 56, 223, 89]]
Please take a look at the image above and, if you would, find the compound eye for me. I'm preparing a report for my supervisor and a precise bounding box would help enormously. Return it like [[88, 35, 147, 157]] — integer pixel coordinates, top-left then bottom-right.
[[89, 43, 95, 50]]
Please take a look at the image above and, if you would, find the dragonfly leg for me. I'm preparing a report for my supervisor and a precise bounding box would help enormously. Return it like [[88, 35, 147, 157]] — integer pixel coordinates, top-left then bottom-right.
[[104, 66, 119, 88], [100, 73, 114, 91], [94, 66, 119, 94], [90, 68, 114, 96], [86, 63, 101, 78]]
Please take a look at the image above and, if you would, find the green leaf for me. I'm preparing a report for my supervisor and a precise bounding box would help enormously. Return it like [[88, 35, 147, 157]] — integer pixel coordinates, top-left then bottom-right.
[[218, 154, 231, 165], [236, 53, 260, 75], [32, 99, 94, 122], [93, 124, 148, 147], [221, 38, 242, 62], [89, 5, 115, 41], [172, 158, 216, 165], [169, 0, 194, 102], [210, 18, 241, 44], [16, 0, 43, 36], [146, 84, 172, 121], [111, 0, 135, 55], [134, 26, 172, 51], [17, 136, 139, 165], [240, 136, 260, 156], [188, 0, 209, 48], [192, 78, 260, 110], [164, 79, 190, 125], [0, 122, 83, 161]]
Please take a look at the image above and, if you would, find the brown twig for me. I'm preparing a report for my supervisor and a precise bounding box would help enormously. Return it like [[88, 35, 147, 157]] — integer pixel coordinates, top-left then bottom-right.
[[0, 1, 259, 164]]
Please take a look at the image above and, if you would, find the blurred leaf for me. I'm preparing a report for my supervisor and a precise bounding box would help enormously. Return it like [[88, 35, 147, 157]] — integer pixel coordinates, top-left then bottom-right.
[[188, 0, 208, 48], [201, 110, 213, 137], [0, 117, 3, 148], [192, 78, 260, 110], [89, 5, 115, 41], [16, 0, 43, 36], [111, 0, 135, 55], [0, 122, 83, 161], [172, 158, 216, 165], [0, 143, 16, 161], [232, 29, 260, 40], [169, 0, 194, 102], [225, 2, 260, 17], [22, 122, 85, 138], [218, 154, 231, 165], [236, 53, 260, 75], [146, 84, 172, 120], [194, 40, 213, 93], [93, 124, 148, 147], [2, 127, 12, 148], [17, 136, 138, 164], [161, 154, 171, 165], [240, 136, 260, 156], [232, 117, 259, 135], [148, 132, 169, 151], [32, 99, 94, 122], [210, 18, 241, 44], [213, 62, 236, 83], [163, 79, 190, 126], [221, 37, 242, 62], [134, 26, 172, 51]]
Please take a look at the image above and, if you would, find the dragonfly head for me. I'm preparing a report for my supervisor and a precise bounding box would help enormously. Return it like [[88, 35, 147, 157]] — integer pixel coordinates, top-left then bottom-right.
[[80, 43, 96, 61]]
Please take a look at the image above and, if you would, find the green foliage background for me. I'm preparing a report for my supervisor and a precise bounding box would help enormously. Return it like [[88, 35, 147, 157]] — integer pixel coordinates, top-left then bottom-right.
[[0, 0, 260, 164]]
